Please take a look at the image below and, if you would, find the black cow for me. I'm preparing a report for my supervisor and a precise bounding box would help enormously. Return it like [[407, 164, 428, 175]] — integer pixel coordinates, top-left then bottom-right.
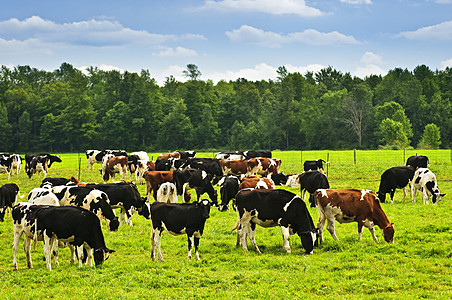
[[178, 151, 196, 159], [0, 183, 20, 221], [216, 175, 240, 212], [0, 155, 12, 180], [150, 200, 211, 261], [182, 158, 223, 177], [85, 181, 150, 226], [303, 159, 326, 173], [406, 155, 429, 169], [299, 171, 330, 207], [50, 185, 120, 231], [271, 172, 288, 185], [377, 166, 415, 203], [12, 203, 115, 270], [233, 189, 318, 254], [173, 168, 218, 205], [243, 150, 272, 159]]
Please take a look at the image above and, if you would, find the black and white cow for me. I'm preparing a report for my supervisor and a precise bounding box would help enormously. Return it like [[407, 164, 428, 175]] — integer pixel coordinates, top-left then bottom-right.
[[215, 175, 240, 212], [182, 157, 223, 177], [412, 168, 445, 204], [377, 166, 415, 203], [0, 155, 12, 180], [0, 183, 20, 221], [12, 203, 115, 270], [10, 154, 22, 175], [150, 200, 211, 261], [28, 188, 60, 206], [51, 186, 120, 231], [243, 150, 272, 159], [270, 172, 288, 186], [25, 153, 62, 174], [41, 177, 80, 188], [215, 151, 245, 160], [299, 171, 330, 207], [303, 159, 327, 173], [406, 155, 429, 169], [85, 181, 150, 226], [173, 168, 218, 205], [233, 189, 318, 254], [155, 158, 186, 171], [178, 151, 196, 159]]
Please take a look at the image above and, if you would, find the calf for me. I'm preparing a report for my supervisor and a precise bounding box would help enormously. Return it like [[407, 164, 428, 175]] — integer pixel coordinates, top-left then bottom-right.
[[299, 171, 330, 207], [182, 158, 223, 177], [178, 151, 196, 159], [150, 200, 211, 261], [406, 155, 429, 169], [156, 182, 178, 203], [314, 189, 394, 243], [28, 188, 60, 207], [233, 189, 318, 254], [377, 166, 415, 203], [102, 156, 128, 182], [216, 175, 240, 212], [0, 183, 20, 221], [173, 168, 218, 205], [12, 204, 115, 271], [143, 171, 174, 201], [412, 168, 445, 204], [239, 177, 275, 190]]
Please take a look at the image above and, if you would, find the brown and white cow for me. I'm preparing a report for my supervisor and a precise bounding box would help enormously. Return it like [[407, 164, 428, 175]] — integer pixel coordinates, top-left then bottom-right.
[[157, 152, 181, 160], [102, 156, 128, 182], [247, 157, 281, 177], [239, 177, 275, 190], [314, 189, 394, 243], [143, 171, 174, 201], [219, 159, 249, 176]]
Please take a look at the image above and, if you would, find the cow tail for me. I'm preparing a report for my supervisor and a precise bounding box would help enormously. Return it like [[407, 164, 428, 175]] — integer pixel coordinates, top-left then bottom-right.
[[230, 206, 240, 232], [33, 220, 38, 250]]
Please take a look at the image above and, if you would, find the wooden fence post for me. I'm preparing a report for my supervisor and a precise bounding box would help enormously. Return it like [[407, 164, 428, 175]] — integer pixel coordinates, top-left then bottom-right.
[[327, 153, 329, 177], [78, 153, 81, 181], [354, 149, 357, 165]]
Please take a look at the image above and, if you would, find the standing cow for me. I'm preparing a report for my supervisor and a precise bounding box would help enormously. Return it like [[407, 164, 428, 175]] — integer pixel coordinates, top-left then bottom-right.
[[377, 166, 415, 203], [411, 168, 445, 204]]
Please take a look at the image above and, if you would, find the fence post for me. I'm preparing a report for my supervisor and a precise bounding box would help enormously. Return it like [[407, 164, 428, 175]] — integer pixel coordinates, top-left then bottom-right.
[[327, 153, 329, 177], [354, 149, 357, 165], [78, 153, 81, 181]]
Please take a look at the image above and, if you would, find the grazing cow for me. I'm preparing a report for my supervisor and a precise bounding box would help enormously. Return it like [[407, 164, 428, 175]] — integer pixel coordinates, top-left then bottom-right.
[[215, 151, 245, 160], [128, 152, 149, 181], [0, 183, 20, 221], [102, 156, 128, 182], [157, 152, 181, 160], [219, 159, 249, 176], [10, 154, 22, 175], [12, 204, 115, 271], [27, 155, 49, 178], [247, 157, 281, 177], [41, 176, 80, 187], [303, 159, 327, 173], [406, 155, 429, 169], [412, 168, 445, 204], [377, 166, 415, 203], [51, 186, 119, 231], [150, 200, 211, 261], [233, 189, 318, 254], [143, 171, 174, 201], [173, 168, 218, 205], [86, 150, 103, 171], [314, 189, 395, 243], [0, 155, 12, 180], [299, 171, 330, 207], [178, 151, 196, 159], [182, 158, 223, 177], [25, 153, 62, 173], [243, 150, 272, 159], [239, 177, 275, 190], [216, 175, 240, 212], [85, 182, 151, 226], [156, 182, 178, 203]]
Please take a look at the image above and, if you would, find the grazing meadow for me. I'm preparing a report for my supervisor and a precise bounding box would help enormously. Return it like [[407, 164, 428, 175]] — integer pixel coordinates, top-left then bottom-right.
[[0, 150, 451, 299]]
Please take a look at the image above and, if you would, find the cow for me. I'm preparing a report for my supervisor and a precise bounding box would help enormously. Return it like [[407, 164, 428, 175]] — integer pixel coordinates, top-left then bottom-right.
[[219, 159, 249, 176], [10, 154, 22, 175], [0, 155, 12, 180], [0, 183, 20, 222], [157, 152, 181, 160], [86, 150, 103, 171], [239, 177, 275, 190], [377, 166, 415, 203], [27, 155, 49, 178], [156, 182, 178, 203], [12, 204, 115, 271], [285, 174, 301, 188], [28, 188, 60, 207], [136, 160, 155, 185], [143, 171, 174, 201], [406, 155, 429, 169], [216, 175, 240, 212], [41, 176, 80, 187], [85, 181, 151, 226], [150, 200, 211, 262], [270, 172, 288, 186], [314, 189, 395, 243], [243, 150, 272, 159], [173, 168, 218, 205], [303, 159, 327, 174], [50, 185, 119, 231], [178, 151, 196, 159], [232, 189, 318, 254], [128, 152, 150, 181], [155, 158, 186, 171], [130, 151, 149, 161], [102, 156, 128, 182], [247, 157, 281, 177], [299, 171, 330, 207], [25, 153, 62, 173], [412, 168, 445, 204], [182, 158, 223, 177], [215, 151, 245, 160]]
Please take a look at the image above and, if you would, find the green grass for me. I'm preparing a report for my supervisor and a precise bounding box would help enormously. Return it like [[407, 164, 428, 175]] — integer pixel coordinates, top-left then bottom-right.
[[0, 150, 451, 299]]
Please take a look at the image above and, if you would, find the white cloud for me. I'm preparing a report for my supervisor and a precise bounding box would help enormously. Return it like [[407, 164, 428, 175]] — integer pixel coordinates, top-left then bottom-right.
[[78, 64, 125, 75], [353, 52, 387, 78], [340, 0, 372, 4], [440, 58, 452, 69], [199, 0, 324, 17], [226, 25, 359, 47], [397, 20, 452, 40], [153, 47, 197, 57], [361, 51, 384, 65]]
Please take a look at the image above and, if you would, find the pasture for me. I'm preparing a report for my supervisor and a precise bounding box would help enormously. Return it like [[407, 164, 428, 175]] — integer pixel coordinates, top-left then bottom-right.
[[0, 150, 451, 299]]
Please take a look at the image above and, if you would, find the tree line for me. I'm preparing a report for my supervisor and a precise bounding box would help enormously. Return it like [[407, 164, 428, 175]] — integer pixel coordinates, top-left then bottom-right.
[[0, 63, 451, 153]]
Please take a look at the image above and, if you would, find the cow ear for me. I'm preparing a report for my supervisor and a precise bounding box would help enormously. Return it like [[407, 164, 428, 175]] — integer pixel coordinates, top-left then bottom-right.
[[440, 193, 446, 197], [391, 223, 395, 229]]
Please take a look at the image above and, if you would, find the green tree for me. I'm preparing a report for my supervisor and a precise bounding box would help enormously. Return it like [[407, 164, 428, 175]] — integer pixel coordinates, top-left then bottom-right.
[[17, 111, 33, 151], [420, 123, 441, 149], [40, 113, 59, 152], [157, 99, 193, 150], [375, 101, 413, 144], [0, 103, 12, 151], [183, 64, 202, 81], [378, 118, 409, 147]]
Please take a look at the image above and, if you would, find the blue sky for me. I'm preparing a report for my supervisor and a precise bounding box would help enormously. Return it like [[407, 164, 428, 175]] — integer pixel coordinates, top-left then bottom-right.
[[1, 0, 451, 84]]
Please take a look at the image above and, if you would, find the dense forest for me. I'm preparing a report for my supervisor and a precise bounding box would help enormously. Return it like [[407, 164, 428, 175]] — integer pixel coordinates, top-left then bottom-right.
[[0, 63, 451, 153]]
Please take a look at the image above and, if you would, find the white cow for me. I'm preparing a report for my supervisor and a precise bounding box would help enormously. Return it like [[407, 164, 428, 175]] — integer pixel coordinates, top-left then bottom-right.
[[411, 168, 445, 204]]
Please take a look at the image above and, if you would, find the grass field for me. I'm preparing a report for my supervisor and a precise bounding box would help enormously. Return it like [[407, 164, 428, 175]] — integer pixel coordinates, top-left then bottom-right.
[[0, 150, 451, 299]]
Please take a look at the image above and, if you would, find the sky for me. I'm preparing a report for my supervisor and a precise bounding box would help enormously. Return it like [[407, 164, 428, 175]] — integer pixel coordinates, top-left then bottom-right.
[[1, 0, 451, 85]]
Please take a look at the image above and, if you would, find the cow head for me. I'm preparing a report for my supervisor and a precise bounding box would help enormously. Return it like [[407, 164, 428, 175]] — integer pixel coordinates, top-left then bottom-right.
[[300, 228, 319, 255], [109, 217, 120, 231], [382, 223, 395, 243], [137, 202, 151, 219], [377, 192, 386, 203], [196, 199, 211, 220], [93, 247, 115, 266]]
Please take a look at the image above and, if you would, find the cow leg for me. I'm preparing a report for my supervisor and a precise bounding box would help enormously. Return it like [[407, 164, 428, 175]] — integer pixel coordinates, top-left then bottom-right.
[[68, 244, 76, 263], [280, 226, 291, 253], [236, 224, 242, 248], [43, 234, 53, 270], [326, 218, 339, 240], [389, 189, 395, 204], [150, 230, 156, 261], [368, 226, 378, 242], [151, 228, 164, 262], [76, 245, 85, 267], [119, 208, 127, 226], [12, 229, 23, 270], [52, 239, 59, 265], [316, 208, 326, 243], [402, 187, 407, 202], [248, 222, 261, 253], [85, 245, 93, 267], [194, 235, 201, 261], [423, 189, 429, 204], [411, 184, 416, 203], [187, 235, 193, 260], [23, 236, 33, 269]]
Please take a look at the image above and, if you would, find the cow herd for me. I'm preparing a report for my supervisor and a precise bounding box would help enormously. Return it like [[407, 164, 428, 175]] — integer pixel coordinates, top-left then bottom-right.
[[0, 150, 446, 271]]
